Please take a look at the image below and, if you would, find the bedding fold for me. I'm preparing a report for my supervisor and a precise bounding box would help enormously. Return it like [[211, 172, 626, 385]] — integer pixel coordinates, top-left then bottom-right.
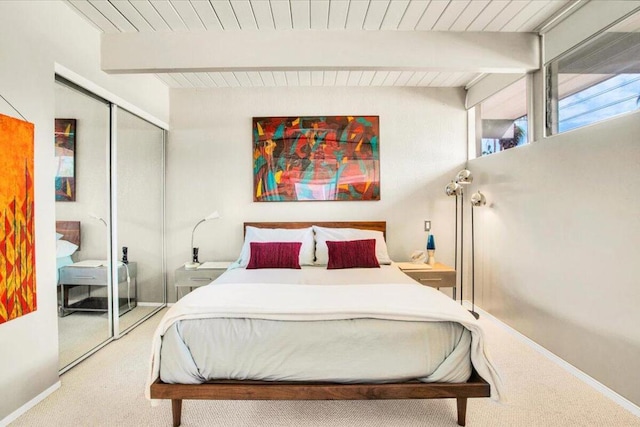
[[147, 280, 502, 401]]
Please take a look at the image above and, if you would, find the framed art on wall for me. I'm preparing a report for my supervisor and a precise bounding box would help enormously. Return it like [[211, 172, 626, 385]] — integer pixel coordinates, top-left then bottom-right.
[[55, 118, 76, 202], [0, 113, 36, 324], [253, 116, 380, 202]]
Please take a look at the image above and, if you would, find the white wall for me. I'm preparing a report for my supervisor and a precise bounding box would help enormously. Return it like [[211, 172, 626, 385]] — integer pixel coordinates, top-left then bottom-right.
[[468, 6, 640, 406], [0, 1, 168, 421], [469, 110, 640, 406], [167, 86, 468, 301], [468, 1, 640, 407]]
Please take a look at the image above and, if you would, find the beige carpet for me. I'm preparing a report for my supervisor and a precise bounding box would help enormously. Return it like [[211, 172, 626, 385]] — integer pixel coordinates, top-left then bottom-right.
[[58, 305, 160, 369], [13, 309, 640, 427]]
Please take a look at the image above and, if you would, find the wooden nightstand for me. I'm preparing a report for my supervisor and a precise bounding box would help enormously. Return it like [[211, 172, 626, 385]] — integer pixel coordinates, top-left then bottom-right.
[[396, 262, 456, 299], [174, 262, 232, 300]]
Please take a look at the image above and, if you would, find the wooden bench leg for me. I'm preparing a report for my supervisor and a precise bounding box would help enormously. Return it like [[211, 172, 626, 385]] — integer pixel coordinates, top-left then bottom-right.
[[171, 399, 182, 427], [456, 397, 467, 426]]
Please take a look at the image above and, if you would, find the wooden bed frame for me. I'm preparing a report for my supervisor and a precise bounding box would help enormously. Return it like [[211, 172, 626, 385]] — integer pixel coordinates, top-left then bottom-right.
[[150, 221, 491, 426], [56, 220, 81, 248]]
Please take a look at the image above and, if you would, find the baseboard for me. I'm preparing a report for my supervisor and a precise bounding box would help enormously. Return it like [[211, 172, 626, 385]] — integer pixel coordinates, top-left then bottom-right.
[[0, 381, 61, 426], [136, 302, 164, 307], [464, 301, 640, 418]]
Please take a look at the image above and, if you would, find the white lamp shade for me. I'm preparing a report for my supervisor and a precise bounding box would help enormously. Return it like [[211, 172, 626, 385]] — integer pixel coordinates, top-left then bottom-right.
[[205, 211, 221, 221]]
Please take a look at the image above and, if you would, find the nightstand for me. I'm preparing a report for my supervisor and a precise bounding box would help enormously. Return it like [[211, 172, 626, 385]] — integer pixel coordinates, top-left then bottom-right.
[[396, 262, 456, 299], [59, 262, 137, 317], [174, 262, 232, 300]]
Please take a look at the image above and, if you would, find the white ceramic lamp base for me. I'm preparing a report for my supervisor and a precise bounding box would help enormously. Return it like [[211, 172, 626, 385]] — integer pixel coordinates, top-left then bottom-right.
[[184, 262, 200, 270], [427, 250, 436, 266]]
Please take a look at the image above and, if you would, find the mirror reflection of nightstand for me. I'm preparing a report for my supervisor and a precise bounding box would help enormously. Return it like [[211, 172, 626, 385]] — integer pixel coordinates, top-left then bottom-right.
[[58, 262, 137, 317], [175, 261, 232, 300], [396, 262, 456, 299]]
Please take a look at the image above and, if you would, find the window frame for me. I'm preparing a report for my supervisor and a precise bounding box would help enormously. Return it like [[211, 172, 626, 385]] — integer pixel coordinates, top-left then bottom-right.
[[544, 9, 640, 137], [472, 74, 533, 159]]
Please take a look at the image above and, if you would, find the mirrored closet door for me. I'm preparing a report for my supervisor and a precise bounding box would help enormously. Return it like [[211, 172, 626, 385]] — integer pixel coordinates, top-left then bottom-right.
[[113, 107, 165, 333], [54, 77, 166, 372], [55, 78, 113, 371]]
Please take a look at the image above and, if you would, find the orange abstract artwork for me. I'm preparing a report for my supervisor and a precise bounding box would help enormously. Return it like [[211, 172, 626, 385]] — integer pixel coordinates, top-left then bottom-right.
[[0, 113, 36, 324]]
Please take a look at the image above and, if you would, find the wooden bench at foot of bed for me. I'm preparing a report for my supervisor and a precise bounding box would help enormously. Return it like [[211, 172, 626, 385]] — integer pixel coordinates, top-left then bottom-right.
[[150, 371, 490, 427]]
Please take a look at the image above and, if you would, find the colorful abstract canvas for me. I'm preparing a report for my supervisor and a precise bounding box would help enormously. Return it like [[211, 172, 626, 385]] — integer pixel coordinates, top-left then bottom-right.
[[55, 118, 76, 201], [253, 116, 380, 202], [0, 113, 36, 324]]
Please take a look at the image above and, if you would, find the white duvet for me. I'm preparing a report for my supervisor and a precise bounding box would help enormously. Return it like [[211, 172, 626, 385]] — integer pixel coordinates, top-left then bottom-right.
[[148, 266, 502, 400]]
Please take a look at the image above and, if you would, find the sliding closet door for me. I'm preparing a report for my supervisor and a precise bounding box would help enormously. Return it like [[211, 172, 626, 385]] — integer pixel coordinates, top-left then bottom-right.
[[54, 79, 113, 370], [113, 107, 165, 333]]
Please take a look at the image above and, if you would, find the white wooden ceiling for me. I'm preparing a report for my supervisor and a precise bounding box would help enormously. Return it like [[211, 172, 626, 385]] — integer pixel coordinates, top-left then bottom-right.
[[65, 0, 577, 89]]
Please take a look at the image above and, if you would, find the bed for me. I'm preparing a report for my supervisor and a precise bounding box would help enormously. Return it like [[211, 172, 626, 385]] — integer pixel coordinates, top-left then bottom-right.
[[149, 221, 500, 426]]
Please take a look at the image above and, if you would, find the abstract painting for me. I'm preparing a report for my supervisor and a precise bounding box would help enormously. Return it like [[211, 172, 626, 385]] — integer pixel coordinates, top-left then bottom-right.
[[55, 118, 76, 202], [0, 113, 36, 324], [253, 116, 380, 202]]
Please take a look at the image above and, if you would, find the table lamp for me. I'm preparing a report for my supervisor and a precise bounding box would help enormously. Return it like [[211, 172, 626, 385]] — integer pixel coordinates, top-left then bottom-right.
[[185, 211, 221, 270]]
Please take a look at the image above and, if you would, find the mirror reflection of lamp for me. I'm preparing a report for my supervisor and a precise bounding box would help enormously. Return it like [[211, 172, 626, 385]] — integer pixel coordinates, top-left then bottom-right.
[[89, 213, 108, 259], [88, 213, 134, 308], [185, 211, 221, 270], [89, 213, 107, 227]]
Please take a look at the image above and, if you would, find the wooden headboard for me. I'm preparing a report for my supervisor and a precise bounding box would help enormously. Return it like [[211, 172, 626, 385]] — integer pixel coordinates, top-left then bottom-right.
[[244, 221, 386, 238], [56, 221, 81, 249]]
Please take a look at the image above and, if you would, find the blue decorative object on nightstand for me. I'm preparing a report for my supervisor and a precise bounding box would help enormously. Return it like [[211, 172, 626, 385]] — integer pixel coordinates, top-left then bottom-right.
[[427, 234, 435, 250]]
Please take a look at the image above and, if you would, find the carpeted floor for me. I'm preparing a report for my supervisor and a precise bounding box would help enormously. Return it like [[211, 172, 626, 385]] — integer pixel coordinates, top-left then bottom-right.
[[12, 308, 640, 426], [58, 305, 159, 369]]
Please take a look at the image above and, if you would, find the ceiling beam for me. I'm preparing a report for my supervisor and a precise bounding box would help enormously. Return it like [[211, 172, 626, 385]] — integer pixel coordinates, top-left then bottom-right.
[[101, 31, 540, 74]]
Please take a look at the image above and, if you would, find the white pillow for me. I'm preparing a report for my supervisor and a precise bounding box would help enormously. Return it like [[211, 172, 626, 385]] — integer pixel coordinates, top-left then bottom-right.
[[56, 232, 64, 240], [236, 226, 315, 268], [313, 226, 392, 265], [56, 239, 78, 258]]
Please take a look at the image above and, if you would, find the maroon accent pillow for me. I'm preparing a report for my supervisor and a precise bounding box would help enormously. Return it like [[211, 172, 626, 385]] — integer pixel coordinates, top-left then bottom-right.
[[326, 239, 380, 269], [246, 242, 302, 269]]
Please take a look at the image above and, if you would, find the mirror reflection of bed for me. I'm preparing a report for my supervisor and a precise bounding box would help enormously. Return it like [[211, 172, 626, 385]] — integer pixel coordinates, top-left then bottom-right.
[[55, 221, 154, 370]]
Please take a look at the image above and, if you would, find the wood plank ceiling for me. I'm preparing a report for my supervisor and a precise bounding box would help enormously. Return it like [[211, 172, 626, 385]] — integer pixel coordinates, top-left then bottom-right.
[[65, 0, 575, 88]]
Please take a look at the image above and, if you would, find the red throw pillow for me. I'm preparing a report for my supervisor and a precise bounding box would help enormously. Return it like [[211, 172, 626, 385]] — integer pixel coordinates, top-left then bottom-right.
[[326, 239, 380, 269], [246, 242, 302, 269]]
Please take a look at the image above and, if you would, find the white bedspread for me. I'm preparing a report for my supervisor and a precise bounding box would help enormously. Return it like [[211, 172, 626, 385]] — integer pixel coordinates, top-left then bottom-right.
[[148, 266, 502, 400]]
